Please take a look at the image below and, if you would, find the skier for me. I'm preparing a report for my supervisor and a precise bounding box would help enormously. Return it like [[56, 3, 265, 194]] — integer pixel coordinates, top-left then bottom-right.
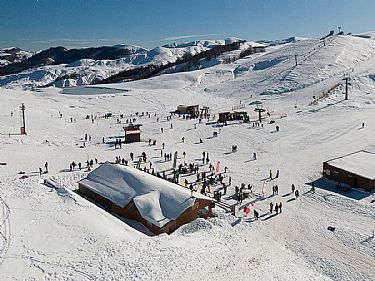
[[78, 162, 82, 170], [279, 202, 282, 213], [183, 151, 186, 158], [253, 152, 257, 160], [275, 170, 279, 178], [291, 184, 295, 193], [39, 167, 42, 176], [182, 137, 185, 143], [269, 202, 274, 213], [275, 203, 279, 214], [199, 138, 203, 143], [44, 162, 48, 173], [162, 142, 165, 149], [269, 169, 272, 179], [362, 122, 365, 129]]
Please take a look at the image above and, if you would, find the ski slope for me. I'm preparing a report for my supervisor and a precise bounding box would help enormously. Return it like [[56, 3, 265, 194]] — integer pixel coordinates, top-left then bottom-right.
[[0, 34, 375, 280]]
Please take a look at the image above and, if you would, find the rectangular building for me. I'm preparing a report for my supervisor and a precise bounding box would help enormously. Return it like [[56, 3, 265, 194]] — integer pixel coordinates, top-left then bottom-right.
[[323, 150, 375, 191]]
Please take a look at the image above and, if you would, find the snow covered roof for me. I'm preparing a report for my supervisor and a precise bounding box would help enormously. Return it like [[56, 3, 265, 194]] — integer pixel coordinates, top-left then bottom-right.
[[326, 151, 375, 180], [79, 163, 214, 227]]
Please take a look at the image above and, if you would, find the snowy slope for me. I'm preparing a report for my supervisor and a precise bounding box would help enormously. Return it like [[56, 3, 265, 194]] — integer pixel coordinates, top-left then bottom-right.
[[1, 33, 375, 280]]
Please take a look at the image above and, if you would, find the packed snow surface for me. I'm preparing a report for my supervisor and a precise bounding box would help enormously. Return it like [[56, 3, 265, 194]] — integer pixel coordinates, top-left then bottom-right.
[[0, 34, 375, 281]]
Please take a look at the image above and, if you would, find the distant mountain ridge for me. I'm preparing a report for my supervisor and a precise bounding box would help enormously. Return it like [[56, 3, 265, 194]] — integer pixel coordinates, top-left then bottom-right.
[[0, 38, 267, 89], [0, 45, 145, 77], [0, 47, 33, 67]]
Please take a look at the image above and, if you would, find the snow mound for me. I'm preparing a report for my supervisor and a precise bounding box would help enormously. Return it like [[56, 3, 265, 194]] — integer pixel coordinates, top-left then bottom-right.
[[177, 218, 213, 235]]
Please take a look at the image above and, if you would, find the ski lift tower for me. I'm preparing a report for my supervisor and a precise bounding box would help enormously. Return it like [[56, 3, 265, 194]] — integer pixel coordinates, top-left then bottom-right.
[[20, 103, 26, 135], [254, 104, 266, 123], [342, 73, 351, 100]]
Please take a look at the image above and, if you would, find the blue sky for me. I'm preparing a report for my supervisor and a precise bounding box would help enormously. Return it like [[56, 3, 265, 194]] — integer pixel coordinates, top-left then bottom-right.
[[0, 0, 374, 50]]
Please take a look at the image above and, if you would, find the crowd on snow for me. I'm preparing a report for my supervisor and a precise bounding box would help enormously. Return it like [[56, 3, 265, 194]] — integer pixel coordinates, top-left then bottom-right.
[[36, 105, 320, 222]]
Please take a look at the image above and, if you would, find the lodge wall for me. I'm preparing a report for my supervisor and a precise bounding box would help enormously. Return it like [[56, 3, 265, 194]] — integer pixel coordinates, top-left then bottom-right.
[[323, 162, 374, 191]]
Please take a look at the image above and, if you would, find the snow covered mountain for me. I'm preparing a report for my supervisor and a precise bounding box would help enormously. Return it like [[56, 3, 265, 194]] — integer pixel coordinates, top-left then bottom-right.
[[0, 47, 33, 67], [0, 39, 255, 89]]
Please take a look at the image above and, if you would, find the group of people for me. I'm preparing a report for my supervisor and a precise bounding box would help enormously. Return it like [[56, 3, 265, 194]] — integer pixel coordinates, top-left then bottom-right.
[[69, 159, 97, 172], [269, 202, 282, 214], [114, 138, 123, 149], [269, 169, 279, 179], [39, 162, 48, 176]]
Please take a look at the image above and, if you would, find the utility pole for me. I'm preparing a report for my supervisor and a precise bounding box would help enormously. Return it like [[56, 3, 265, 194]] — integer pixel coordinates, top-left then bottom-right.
[[294, 54, 298, 66], [342, 76, 351, 100], [20, 103, 26, 135]]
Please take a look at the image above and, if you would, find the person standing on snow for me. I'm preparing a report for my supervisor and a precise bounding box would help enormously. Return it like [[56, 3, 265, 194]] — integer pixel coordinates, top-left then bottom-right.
[[269, 202, 274, 213], [295, 190, 299, 198], [254, 209, 259, 220], [44, 162, 48, 173]]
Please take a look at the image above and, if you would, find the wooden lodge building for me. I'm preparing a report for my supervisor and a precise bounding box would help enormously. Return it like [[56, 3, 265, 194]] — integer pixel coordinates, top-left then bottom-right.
[[323, 150, 375, 191], [218, 111, 248, 123], [78, 163, 215, 234], [175, 105, 200, 118]]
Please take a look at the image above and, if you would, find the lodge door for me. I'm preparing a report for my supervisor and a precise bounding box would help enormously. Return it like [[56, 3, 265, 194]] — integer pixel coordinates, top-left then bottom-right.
[[353, 177, 358, 187]]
